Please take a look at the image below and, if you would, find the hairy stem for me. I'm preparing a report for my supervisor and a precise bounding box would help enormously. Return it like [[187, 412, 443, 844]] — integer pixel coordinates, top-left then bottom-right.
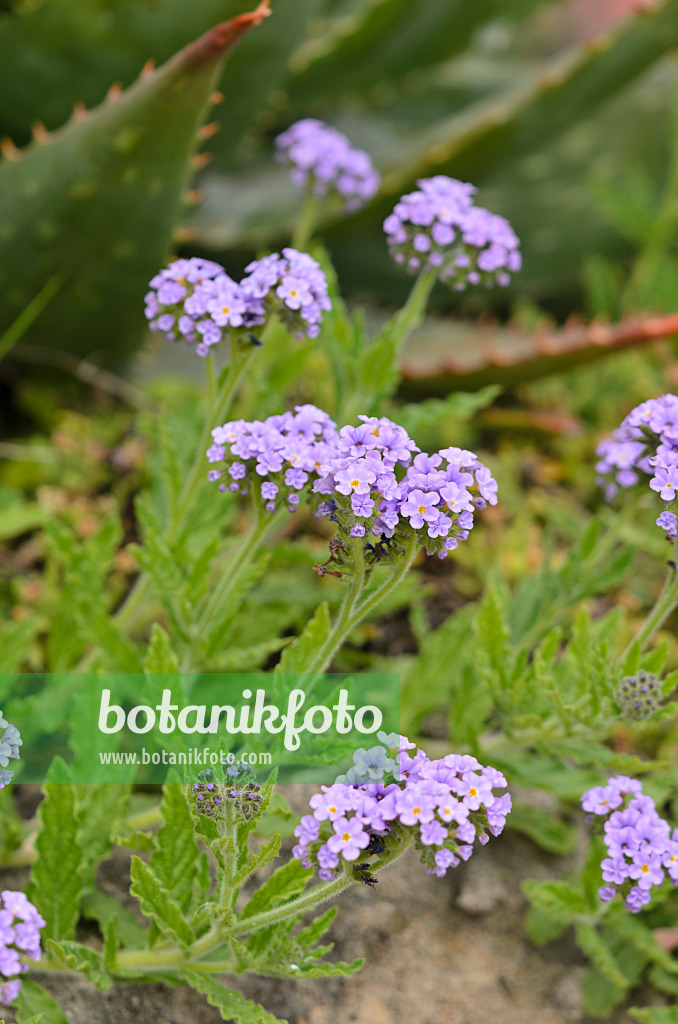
[[620, 539, 678, 662], [292, 192, 321, 252], [299, 533, 419, 675]]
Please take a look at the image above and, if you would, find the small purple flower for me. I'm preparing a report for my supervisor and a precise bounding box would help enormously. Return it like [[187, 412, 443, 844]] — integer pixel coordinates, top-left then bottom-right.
[[400, 489, 440, 529], [657, 510, 678, 538], [327, 817, 370, 861], [0, 891, 45, 1004], [242, 248, 331, 340], [419, 820, 449, 846]]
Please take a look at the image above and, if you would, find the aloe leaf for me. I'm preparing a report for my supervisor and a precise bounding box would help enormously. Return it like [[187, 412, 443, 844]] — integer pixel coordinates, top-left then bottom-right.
[[399, 312, 678, 396], [0, 2, 270, 361], [0, 1, 258, 142], [285, 0, 549, 107], [329, 0, 678, 236]]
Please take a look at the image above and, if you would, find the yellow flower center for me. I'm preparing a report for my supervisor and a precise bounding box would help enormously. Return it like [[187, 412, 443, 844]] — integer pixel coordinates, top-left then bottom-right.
[[342, 832, 350, 842], [350, 479, 360, 489], [417, 505, 426, 514]]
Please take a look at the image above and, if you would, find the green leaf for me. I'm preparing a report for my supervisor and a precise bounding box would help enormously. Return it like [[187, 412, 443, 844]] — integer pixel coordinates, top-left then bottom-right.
[[0, 617, 39, 673], [521, 879, 585, 924], [234, 833, 282, 888], [203, 552, 272, 661], [15, 979, 73, 1024], [296, 906, 337, 950], [524, 906, 569, 946], [81, 889, 147, 950], [180, 971, 285, 1023], [630, 1009, 678, 1024], [274, 600, 330, 674], [613, 914, 678, 975], [75, 784, 129, 890], [474, 581, 509, 676], [575, 923, 629, 990], [47, 938, 112, 991], [149, 785, 199, 913], [239, 858, 309, 920], [129, 856, 194, 949], [509, 803, 576, 855], [340, 0, 678, 237], [144, 623, 181, 674], [0, 4, 269, 361], [28, 758, 83, 941]]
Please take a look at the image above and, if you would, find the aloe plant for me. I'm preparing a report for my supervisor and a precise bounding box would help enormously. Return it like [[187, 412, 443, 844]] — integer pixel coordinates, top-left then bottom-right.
[[0, 2, 270, 361], [2, 0, 678, 365]]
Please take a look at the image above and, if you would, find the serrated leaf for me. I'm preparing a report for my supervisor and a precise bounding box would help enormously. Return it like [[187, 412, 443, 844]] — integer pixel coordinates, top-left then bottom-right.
[[575, 923, 629, 990], [239, 858, 309, 921], [129, 856, 194, 949], [144, 623, 181, 674], [203, 551, 272, 660], [233, 833, 281, 889], [0, 3, 271, 361], [474, 581, 509, 676], [149, 785, 199, 913], [296, 906, 337, 950], [180, 971, 285, 1023], [81, 889, 148, 950], [47, 938, 112, 992], [75, 783, 129, 890], [279, 958, 364, 979], [0, 617, 39, 673], [274, 600, 330, 674], [28, 758, 83, 941]]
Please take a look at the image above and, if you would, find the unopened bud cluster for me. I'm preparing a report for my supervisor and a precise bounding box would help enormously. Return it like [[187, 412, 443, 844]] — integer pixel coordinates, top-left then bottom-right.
[[615, 672, 663, 721]]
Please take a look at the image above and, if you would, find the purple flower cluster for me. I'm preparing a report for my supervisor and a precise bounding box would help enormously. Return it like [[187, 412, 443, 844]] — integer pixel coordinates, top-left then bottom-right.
[[0, 713, 21, 789], [293, 735, 510, 883], [0, 890, 45, 1004], [596, 394, 678, 538], [275, 119, 380, 212], [581, 776, 678, 913], [383, 176, 521, 289], [144, 250, 331, 354], [207, 405, 498, 562], [207, 404, 339, 511], [240, 248, 331, 340]]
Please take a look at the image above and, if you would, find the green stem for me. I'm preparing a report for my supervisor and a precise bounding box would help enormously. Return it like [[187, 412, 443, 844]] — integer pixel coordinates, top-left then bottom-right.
[[292, 192, 321, 251], [620, 540, 678, 662], [45, 837, 416, 979], [205, 353, 216, 409], [386, 268, 437, 361], [350, 534, 418, 626], [302, 533, 418, 675]]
